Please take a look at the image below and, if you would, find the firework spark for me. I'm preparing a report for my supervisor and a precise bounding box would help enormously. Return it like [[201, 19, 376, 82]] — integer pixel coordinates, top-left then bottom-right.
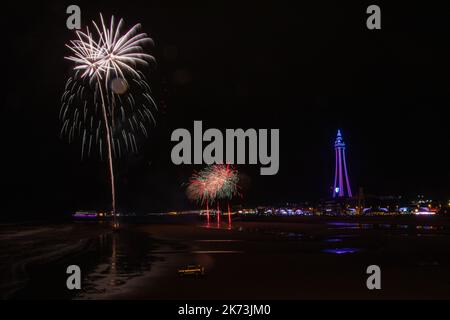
[[62, 14, 156, 227]]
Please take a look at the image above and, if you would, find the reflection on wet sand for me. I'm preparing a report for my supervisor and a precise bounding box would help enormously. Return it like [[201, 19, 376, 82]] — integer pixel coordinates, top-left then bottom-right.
[[322, 248, 361, 254], [0, 224, 165, 300], [3, 216, 450, 299], [76, 231, 162, 299]]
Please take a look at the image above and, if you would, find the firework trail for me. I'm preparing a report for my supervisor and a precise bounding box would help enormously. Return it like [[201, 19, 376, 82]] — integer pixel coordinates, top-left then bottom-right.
[[211, 164, 239, 227], [62, 14, 156, 227], [186, 167, 214, 225], [186, 164, 240, 226], [186, 171, 212, 224]]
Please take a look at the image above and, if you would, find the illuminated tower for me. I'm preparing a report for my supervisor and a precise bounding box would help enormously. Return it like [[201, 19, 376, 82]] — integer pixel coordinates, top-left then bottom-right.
[[333, 130, 352, 198]]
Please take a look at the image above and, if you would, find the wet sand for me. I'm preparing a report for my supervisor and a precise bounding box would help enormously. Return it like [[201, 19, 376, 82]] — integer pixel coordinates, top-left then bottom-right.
[[101, 217, 450, 299], [0, 222, 111, 299], [2, 216, 450, 299]]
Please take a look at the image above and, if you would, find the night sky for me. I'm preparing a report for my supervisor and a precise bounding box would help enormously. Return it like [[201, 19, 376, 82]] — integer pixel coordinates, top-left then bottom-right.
[[2, 1, 449, 219]]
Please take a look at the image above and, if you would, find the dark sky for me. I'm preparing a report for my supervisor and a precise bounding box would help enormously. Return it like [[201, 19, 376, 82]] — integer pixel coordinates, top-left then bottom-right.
[[2, 1, 449, 218]]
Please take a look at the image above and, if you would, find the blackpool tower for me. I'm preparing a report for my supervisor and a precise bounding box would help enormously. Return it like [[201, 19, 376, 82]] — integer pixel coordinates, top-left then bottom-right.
[[333, 130, 352, 198]]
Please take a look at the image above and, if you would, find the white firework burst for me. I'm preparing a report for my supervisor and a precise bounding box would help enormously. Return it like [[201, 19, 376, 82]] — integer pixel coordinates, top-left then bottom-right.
[[61, 14, 157, 226], [61, 13, 157, 159], [65, 14, 155, 81]]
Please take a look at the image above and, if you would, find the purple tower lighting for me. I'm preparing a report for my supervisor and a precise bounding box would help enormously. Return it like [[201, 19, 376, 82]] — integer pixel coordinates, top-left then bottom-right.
[[333, 130, 352, 198]]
